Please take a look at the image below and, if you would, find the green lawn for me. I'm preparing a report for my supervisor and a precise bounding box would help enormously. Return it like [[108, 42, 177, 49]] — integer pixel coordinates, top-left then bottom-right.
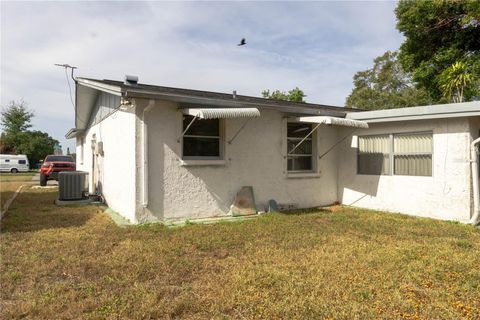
[[0, 172, 35, 208], [1, 186, 479, 319]]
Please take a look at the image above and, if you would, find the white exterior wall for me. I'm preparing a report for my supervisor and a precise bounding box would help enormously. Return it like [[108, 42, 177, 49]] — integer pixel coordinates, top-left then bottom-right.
[[338, 118, 474, 223], [76, 108, 138, 223], [137, 99, 339, 222]]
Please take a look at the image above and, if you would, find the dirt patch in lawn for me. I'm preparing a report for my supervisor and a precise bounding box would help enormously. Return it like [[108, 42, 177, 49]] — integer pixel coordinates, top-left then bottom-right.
[[1, 187, 480, 319]]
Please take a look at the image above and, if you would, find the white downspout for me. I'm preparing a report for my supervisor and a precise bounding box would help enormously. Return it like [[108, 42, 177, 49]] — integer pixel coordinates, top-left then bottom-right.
[[142, 102, 155, 207], [470, 137, 480, 225]]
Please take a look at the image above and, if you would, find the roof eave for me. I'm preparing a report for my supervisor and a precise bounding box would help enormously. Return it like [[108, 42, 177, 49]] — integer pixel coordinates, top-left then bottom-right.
[[65, 128, 85, 139], [124, 89, 348, 117], [76, 78, 124, 96], [347, 101, 480, 123]]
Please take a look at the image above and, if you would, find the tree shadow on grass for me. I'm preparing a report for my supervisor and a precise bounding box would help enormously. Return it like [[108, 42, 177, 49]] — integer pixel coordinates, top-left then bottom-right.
[[1, 189, 99, 233]]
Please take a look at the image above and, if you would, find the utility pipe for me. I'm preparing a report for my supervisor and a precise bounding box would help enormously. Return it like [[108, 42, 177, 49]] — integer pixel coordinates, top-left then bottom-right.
[[142, 101, 155, 207], [470, 137, 480, 225]]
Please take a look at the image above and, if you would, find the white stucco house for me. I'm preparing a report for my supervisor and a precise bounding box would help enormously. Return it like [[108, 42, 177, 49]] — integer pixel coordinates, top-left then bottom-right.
[[67, 76, 480, 225]]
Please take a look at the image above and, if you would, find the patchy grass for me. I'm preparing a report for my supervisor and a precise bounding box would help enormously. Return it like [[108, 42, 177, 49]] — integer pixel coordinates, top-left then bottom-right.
[[0, 172, 35, 208], [1, 187, 480, 319]]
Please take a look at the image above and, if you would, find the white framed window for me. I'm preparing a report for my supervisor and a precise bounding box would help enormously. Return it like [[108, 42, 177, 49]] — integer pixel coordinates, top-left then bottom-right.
[[287, 122, 315, 172], [358, 134, 391, 175], [182, 115, 222, 160], [357, 132, 433, 176], [393, 132, 432, 176]]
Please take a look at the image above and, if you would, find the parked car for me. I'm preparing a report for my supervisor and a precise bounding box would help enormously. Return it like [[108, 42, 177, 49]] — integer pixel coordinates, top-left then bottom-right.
[[40, 155, 76, 186], [0, 154, 30, 173]]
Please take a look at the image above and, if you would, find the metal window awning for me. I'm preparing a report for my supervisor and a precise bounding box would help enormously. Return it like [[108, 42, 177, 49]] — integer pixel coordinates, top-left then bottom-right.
[[182, 108, 260, 119], [287, 116, 368, 156], [295, 116, 369, 129]]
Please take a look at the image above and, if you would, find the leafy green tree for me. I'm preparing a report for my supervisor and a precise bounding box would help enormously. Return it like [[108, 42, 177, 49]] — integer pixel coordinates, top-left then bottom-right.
[[395, 0, 480, 101], [16, 131, 58, 163], [1, 100, 34, 133], [439, 61, 475, 103], [1, 100, 58, 164], [346, 51, 432, 110], [1, 100, 34, 150], [262, 87, 306, 102]]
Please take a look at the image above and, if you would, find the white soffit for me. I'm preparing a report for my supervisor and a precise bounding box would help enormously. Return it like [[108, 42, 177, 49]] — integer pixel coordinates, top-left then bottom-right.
[[183, 108, 260, 119], [296, 116, 369, 129]]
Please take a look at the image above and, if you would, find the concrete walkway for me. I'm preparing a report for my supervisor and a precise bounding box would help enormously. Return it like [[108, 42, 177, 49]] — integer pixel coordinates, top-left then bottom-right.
[[31, 173, 58, 186]]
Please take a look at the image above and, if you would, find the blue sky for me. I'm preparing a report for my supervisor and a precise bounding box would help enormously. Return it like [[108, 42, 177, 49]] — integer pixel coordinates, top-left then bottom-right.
[[1, 1, 403, 152]]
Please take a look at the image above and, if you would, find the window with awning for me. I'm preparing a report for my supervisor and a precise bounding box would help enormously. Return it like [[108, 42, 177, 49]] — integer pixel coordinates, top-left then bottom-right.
[[182, 115, 221, 159], [287, 123, 315, 172], [180, 107, 260, 160]]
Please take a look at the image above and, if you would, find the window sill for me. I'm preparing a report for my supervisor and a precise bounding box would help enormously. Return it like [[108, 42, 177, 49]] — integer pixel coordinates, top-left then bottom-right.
[[286, 172, 321, 179], [180, 159, 227, 166]]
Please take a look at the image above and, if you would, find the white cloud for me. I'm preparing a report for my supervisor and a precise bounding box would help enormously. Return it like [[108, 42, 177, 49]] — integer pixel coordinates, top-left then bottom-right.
[[1, 1, 403, 152]]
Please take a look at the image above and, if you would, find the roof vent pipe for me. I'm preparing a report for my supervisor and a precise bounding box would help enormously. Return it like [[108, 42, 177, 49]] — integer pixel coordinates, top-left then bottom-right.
[[124, 75, 139, 86]]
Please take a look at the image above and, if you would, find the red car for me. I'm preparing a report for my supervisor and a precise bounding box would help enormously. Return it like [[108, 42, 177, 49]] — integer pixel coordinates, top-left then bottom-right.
[[40, 155, 76, 186]]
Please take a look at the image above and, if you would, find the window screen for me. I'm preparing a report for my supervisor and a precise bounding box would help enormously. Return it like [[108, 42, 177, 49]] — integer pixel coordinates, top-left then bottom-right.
[[287, 123, 314, 171], [393, 133, 432, 176], [182, 115, 221, 159], [358, 135, 390, 175], [18, 160, 26, 164]]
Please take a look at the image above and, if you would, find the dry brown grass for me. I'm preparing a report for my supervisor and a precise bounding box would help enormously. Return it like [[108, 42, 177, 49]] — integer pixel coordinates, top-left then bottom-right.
[[0, 172, 35, 208], [1, 186, 480, 319]]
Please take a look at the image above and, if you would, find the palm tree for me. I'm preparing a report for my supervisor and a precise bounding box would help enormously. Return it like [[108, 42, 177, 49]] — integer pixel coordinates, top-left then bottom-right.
[[439, 61, 474, 103]]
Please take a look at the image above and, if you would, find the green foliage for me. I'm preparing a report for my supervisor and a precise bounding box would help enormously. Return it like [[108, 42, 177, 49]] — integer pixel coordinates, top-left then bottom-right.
[[346, 51, 432, 110], [1, 100, 58, 164], [395, 0, 480, 101], [1, 100, 34, 133], [439, 61, 475, 102], [17, 131, 57, 163], [262, 87, 306, 102]]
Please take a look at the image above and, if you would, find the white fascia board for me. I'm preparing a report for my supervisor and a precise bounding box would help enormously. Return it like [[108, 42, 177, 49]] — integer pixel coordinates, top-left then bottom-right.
[[77, 78, 123, 96], [347, 101, 480, 122]]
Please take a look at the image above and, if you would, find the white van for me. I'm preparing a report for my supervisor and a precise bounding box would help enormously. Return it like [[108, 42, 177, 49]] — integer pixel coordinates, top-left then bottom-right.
[[0, 154, 30, 173]]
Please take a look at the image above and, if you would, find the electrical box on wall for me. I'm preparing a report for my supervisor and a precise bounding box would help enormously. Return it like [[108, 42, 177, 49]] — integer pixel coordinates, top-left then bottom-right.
[[95, 141, 104, 155]]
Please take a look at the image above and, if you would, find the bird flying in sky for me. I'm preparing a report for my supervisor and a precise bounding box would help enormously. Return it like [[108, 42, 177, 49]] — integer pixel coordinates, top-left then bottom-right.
[[238, 38, 246, 46]]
